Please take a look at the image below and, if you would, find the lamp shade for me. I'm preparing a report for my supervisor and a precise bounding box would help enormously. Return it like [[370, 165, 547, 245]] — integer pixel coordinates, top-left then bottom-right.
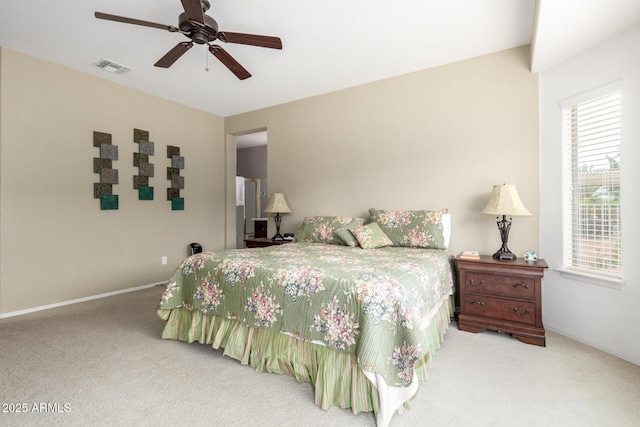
[[264, 192, 292, 213], [481, 184, 531, 216]]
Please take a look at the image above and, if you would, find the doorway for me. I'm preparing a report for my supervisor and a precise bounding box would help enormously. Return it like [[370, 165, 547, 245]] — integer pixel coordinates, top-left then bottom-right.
[[235, 131, 268, 248]]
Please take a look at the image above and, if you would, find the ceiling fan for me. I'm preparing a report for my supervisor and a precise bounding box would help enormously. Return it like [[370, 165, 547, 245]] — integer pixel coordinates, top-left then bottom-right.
[[95, 0, 282, 80]]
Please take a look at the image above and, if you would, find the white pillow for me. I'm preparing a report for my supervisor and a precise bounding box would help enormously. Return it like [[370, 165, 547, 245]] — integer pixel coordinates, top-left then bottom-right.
[[442, 213, 452, 249]]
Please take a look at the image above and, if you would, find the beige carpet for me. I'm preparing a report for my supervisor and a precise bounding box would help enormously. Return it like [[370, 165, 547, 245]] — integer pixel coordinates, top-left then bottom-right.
[[1, 286, 639, 427]]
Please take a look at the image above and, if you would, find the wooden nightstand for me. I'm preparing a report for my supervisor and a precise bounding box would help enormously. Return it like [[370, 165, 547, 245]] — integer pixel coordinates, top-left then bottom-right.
[[455, 255, 548, 346], [244, 237, 291, 248]]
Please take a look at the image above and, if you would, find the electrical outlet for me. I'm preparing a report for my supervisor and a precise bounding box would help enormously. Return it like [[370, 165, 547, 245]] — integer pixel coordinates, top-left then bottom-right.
[[161, 256, 167, 265]]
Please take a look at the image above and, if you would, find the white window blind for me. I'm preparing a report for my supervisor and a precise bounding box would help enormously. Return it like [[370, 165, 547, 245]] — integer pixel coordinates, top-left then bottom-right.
[[562, 89, 622, 279]]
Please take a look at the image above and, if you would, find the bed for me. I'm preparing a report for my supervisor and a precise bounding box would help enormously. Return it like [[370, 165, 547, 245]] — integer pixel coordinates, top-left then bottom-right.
[[157, 209, 454, 426]]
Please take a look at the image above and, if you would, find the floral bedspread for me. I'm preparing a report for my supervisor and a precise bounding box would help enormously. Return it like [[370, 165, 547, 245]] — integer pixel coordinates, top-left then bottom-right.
[[157, 242, 453, 387]]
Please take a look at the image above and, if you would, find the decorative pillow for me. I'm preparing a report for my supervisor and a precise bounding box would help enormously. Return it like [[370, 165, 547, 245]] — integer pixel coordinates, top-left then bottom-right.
[[350, 222, 393, 249], [369, 208, 448, 249], [335, 227, 359, 247], [294, 216, 365, 245]]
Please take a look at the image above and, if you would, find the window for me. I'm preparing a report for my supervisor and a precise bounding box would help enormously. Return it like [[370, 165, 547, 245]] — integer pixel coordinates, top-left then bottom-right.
[[561, 87, 622, 282]]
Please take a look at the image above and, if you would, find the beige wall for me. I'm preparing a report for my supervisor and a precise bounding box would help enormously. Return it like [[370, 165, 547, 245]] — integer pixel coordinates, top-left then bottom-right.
[[0, 48, 225, 314], [225, 46, 540, 256], [0, 45, 540, 314]]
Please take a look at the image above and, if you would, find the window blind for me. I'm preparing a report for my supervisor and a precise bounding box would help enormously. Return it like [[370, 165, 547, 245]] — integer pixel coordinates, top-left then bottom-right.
[[562, 90, 622, 278]]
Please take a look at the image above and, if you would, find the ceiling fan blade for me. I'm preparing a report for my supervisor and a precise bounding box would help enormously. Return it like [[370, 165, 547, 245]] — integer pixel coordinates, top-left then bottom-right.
[[154, 42, 193, 68], [209, 45, 251, 80], [95, 12, 179, 32], [180, 0, 205, 25], [220, 32, 283, 50]]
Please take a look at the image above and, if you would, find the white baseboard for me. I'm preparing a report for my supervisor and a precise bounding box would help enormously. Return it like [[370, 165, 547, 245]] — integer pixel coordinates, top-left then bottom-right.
[[546, 324, 640, 367], [0, 281, 168, 319]]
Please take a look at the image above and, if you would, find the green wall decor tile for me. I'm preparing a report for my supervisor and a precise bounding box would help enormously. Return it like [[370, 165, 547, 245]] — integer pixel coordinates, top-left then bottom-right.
[[172, 197, 184, 211], [100, 194, 119, 210], [139, 186, 154, 200]]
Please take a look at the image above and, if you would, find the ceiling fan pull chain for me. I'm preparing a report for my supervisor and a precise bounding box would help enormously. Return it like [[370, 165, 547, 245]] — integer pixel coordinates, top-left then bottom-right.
[[205, 48, 209, 71]]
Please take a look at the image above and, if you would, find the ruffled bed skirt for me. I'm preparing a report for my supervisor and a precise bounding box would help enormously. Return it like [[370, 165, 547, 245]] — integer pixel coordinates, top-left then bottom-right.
[[157, 295, 453, 420]]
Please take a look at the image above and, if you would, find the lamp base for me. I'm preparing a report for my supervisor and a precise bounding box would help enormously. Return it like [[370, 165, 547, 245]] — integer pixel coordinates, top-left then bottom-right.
[[493, 250, 516, 261], [270, 213, 284, 242], [493, 215, 517, 260]]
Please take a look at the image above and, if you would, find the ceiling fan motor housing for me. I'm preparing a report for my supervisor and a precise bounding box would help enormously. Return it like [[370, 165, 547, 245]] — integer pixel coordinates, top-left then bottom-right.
[[178, 12, 219, 44]]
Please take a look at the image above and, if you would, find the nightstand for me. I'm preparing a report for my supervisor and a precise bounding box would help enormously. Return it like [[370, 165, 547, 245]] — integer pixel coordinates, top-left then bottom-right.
[[244, 237, 291, 248], [455, 256, 548, 346]]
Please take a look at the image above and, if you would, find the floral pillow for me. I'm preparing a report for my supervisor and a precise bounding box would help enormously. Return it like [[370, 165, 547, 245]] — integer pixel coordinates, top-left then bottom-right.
[[350, 222, 393, 249], [369, 208, 448, 249], [294, 216, 365, 245]]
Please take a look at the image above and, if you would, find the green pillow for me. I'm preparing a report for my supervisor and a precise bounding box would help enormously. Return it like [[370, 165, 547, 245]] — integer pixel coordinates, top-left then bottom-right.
[[294, 216, 364, 245], [369, 208, 447, 249], [350, 222, 393, 249], [335, 227, 359, 247]]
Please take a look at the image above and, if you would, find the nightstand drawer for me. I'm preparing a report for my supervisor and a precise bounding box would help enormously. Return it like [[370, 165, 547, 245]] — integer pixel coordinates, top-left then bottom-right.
[[464, 297, 537, 326], [463, 272, 535, 300]]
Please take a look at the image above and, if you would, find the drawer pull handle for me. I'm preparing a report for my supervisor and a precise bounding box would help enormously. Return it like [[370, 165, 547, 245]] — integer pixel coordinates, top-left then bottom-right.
[[469, 279, 485, 287], [513, 307, 531, 316], [470, 300, 486, 306], [513, 283, 530, 289]]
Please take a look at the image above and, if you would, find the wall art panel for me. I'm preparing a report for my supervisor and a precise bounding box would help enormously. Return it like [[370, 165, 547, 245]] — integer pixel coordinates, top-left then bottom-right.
[[166, 145, 184, 210], [93, 131, 118, 210], [133, 128, 154, 201]]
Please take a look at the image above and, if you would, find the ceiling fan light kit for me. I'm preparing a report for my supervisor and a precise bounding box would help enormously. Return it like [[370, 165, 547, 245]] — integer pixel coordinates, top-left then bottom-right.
[[95, 0, 282, 80]]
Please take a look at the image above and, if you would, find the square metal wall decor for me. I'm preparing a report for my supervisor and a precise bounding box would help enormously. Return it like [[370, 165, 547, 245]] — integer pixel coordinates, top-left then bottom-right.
[[93, 131, 118, 210], [100, 194, 119, 210], [139, 186, 154, 201]]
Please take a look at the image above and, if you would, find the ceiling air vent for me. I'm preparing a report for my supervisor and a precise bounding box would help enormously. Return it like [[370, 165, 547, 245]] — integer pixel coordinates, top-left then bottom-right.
[[93, 59, 132, 75]]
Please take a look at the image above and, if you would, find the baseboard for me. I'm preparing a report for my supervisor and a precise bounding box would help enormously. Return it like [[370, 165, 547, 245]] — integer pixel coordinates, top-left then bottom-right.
[[545, 324, 640, 367], [0, 281, 168, 319]]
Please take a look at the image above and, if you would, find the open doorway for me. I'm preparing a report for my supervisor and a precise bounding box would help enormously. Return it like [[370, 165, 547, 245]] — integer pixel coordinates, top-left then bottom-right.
[[235, 131, 268, 248]]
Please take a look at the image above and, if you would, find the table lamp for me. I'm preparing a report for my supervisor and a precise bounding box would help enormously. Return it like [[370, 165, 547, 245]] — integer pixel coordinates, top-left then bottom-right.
[[481, 184, 531, 260], [264, 192, 292, 241]]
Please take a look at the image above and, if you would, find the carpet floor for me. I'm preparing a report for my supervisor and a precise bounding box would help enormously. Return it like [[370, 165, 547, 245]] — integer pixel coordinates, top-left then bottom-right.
[[1, 286, 639, 427]]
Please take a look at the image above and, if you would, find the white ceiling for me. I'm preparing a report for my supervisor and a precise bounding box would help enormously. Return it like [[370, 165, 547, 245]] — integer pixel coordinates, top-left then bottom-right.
[[0, 0, 639, 120]]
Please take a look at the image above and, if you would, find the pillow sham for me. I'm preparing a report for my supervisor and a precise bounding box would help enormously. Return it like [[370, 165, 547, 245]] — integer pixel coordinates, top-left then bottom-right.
[[350, 222, 393, 249], [294, 216, 365, 245], [369, 208, 448, 249]]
